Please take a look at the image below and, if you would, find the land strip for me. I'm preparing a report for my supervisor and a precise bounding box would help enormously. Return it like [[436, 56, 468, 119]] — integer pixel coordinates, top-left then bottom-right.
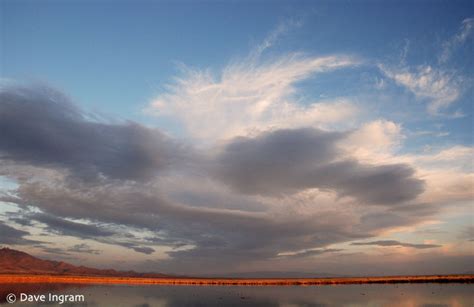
[[0, 274, 472, 286]]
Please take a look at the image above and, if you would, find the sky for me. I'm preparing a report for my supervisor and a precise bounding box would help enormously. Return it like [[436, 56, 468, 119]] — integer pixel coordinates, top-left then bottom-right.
[[0, 0, 473, 276]]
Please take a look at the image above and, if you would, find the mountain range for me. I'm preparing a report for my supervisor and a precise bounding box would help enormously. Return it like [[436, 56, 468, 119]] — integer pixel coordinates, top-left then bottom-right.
[[0, 247, 169, 277]]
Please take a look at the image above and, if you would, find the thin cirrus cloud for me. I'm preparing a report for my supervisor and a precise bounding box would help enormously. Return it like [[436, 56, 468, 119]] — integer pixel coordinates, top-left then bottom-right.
[[378, 17, 473, 116], [379, 64, 463, 115], [439, 17, 474, 63], [149, 54, 359, 141]]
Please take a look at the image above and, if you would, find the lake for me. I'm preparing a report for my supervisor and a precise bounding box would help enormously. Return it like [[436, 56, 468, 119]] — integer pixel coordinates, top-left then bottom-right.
[[0, 283, 472, 306]]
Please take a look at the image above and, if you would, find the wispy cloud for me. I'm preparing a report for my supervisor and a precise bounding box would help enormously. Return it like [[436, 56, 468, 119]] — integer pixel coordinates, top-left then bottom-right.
[[378, 18, 473, 115], [150, 54, 358, 141], [439, 17, 474, 63], [251, 18, 303, 59], [147, 17, 360, 142], [379, 64, 463, 115]]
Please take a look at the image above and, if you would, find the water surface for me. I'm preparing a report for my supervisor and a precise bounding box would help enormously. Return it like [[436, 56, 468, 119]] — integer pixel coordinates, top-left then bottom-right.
[[1, 283, 472, 306]]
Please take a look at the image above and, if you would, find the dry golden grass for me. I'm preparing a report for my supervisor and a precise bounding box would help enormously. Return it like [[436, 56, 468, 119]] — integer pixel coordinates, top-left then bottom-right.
[[0, 274, 472, 286]]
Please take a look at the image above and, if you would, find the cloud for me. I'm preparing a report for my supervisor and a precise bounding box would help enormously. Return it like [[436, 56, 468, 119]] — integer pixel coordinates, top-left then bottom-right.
[[351, 240, 441, 249], [131, 246, 155, 255], [439, 17, 474, 63], [0, 11, 471, 276], [379, 64, 462, 114], [379, 18, 473, 115], [0, 222, 40, 245], [251, 18, 303, 59], [458, 226, 474, 242], [149, 54, 358, 141], [0, 84, 185, 181], [214, 127, 424, 205], [3, 174, 377, 272], [38, 246, 72, 256], [31, 213, 115, 238], [5, 207, 160, 255], [0, 83, 431, 272], [115, 242, 155, 255], [277, 248, 343, 258], [343, 120, 403, 161], [0, 78, 463, 274], [67, 243, 101, 255], [414, 146, 474, 168], [341, 134, 473, 207]]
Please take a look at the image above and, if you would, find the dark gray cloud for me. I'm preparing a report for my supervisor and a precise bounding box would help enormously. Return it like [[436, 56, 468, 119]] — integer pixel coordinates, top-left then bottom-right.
[[215, 128, 424, 205], [2, 213, 34, 227], [351, 240, 441, 249], [14, 211, 155, 255], [354, 203, 441, 234], [5, 178, 371, 272], [67, 243, 101, 255], [2, 160, 430, 273], [111, 241, 155, 255], [31, 213, 115, 238], [214, 128, 342, 195], [0, 84, 184, 181], [125, 245, 155, 255], [0, 222, 40, 245], [278, 248, 343, 259]]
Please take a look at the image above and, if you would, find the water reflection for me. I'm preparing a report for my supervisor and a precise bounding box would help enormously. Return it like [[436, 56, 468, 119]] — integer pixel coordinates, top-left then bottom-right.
[[0, 283, 472, 306]]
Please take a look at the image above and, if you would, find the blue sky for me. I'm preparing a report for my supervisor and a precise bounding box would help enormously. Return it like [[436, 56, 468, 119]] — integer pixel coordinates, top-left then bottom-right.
[[0, 0, 473, 275], [3, 1, 472, 124]]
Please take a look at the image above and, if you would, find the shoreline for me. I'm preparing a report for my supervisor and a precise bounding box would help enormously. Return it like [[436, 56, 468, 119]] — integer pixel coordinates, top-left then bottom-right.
[[0, 274, 473, 286]]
